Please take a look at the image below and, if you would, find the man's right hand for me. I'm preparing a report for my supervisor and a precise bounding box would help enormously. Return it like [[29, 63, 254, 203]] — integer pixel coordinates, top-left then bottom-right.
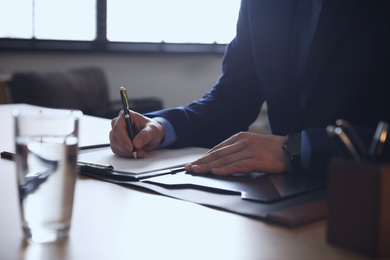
[[109, 110, 165, 158]]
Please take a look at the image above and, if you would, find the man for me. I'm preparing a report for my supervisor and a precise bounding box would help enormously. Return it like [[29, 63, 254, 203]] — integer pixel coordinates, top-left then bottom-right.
[[110, 0, 390, 176]]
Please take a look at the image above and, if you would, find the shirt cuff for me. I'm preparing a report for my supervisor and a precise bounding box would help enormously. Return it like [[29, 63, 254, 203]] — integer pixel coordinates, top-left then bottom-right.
[[153, 117, 177, 148], [301, 128, 335, 176]]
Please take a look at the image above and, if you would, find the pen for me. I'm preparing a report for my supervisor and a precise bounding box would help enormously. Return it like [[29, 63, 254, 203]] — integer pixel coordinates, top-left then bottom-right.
[[2, 150, 188, 181], [335, 119, 367, 160], [326, 125, 362, 162], [79, 143, 111, 150], [120, 86, 138, 159], [0, 151, 14, 160], [368, 121, 389, 160], [1, 151, 114, 173]]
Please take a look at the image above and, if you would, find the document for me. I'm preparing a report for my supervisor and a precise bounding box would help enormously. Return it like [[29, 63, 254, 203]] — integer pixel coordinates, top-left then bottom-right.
[[78, 147, 208, 174]]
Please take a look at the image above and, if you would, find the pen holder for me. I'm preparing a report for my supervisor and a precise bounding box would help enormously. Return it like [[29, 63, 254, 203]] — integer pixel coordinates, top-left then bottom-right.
[[327, 159, 390, 258]]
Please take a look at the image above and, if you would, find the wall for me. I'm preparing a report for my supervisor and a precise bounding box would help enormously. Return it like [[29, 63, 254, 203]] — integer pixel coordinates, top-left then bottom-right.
[[0, 51, 223, 109]]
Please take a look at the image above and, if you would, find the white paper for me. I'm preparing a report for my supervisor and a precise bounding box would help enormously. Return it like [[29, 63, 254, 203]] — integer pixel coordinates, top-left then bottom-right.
[[0, 104, 112, 152], [78, 147, 208, 174]]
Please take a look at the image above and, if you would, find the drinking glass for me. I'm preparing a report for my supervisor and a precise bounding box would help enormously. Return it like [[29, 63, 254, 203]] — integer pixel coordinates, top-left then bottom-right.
[[14, 109, 82, 243]]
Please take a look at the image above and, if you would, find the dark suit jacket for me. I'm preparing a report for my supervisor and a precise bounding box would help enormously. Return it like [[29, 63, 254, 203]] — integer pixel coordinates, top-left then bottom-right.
[[147, 0, 390, 174]]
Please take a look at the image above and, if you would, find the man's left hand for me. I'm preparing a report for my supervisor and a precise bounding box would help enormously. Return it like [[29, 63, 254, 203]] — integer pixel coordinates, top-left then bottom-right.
[[184, 132, 290, 175]]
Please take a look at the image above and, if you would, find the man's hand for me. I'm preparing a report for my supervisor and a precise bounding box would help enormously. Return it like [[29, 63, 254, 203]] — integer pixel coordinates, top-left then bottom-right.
[[109, 110, 165, 158], [185, 132, 290, 175]]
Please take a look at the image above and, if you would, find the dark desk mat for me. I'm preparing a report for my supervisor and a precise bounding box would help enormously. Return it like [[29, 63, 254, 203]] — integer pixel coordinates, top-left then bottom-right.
[[142, 171, 326, 202], [81, 171, 327, 227]]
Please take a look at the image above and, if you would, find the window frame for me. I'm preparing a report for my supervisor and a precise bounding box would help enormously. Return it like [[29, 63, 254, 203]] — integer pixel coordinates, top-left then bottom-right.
[[0, 0, 229, 54]]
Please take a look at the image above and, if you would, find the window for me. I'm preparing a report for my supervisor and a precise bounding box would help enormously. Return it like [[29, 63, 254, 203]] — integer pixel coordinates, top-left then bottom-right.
[[0, 0, 96, 40], [0, 0, 241, 53], [107, 0, 239, 44]]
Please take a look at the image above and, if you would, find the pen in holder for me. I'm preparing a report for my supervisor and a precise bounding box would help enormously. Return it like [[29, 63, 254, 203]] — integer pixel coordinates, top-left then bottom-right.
[[327, 159, 390, 258], [326, 120, 390, 257]]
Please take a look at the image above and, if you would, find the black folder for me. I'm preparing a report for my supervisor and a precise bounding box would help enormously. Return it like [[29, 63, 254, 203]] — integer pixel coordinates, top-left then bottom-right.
[[80, 168, 328, 226]]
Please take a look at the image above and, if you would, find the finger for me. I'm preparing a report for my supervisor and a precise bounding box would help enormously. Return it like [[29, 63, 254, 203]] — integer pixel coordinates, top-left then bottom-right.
[[191, 139, 244, 166], [186, 145, 248, 174], [110, 129, 148, 159], [199, 153, 250, 174], [133, 117, 164, 152], [110, 113, 135, 155], [133, 126, 153, 150], [205, 134, 238, 155], [134, 149, 146, 158], [211, 158, 255, 175], [207, 148, 287, 175], [109, 130, 133, 157]]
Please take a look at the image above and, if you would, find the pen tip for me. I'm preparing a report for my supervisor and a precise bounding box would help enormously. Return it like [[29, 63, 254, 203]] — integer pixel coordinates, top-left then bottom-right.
[[133, 151, 138, 160]]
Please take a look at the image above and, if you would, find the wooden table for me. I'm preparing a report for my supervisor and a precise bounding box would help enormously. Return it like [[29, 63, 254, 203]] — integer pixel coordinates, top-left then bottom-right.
[[0, 104, 371, 260]]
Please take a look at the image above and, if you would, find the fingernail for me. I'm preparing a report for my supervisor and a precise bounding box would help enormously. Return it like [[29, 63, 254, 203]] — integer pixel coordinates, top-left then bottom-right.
[[184, 164, 192, 171], [134, 139, 142, 148], [125, 144, 132, 151], [191, 165, 201, 172]]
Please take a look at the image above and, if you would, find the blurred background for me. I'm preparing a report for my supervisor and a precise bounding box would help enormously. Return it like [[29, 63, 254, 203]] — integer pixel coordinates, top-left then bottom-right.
[[0, 0, 269, 133]]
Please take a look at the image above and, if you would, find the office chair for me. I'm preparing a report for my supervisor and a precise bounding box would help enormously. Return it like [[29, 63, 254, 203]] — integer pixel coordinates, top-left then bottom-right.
[[5, 67, 162, 118], [0, 75, 10, 104]]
